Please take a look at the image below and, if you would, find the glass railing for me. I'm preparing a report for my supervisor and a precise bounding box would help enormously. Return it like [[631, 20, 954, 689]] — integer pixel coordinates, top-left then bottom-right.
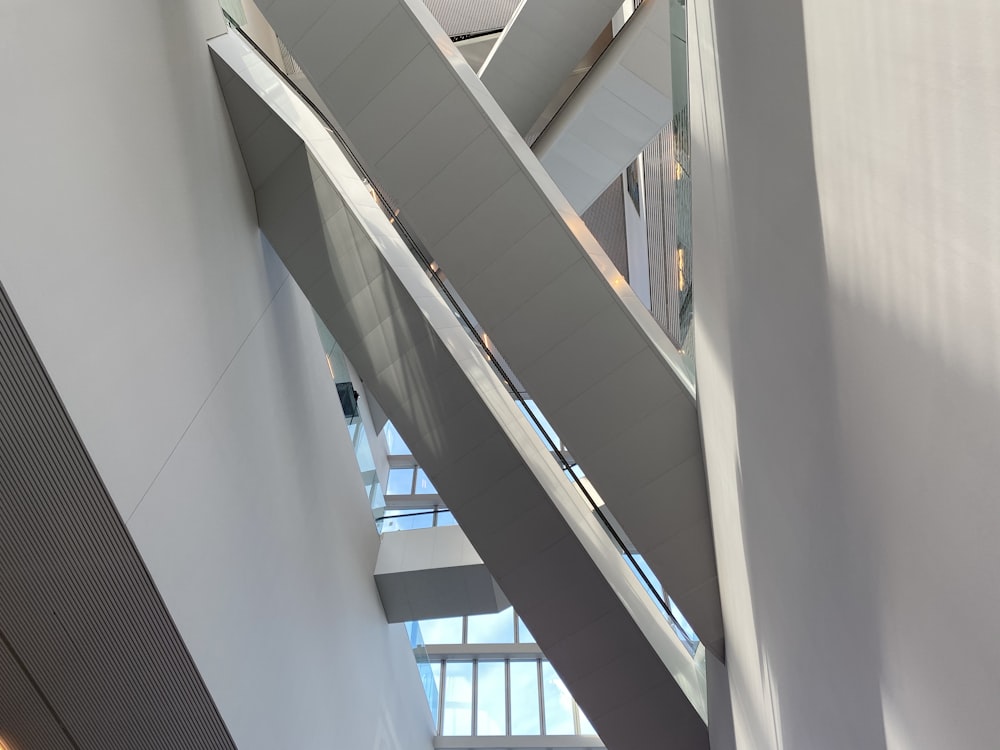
[[376, 508, 457, 534], [406, 620, 439, 727], [220, 8, 701, 655], [315, 316, 386, 521]]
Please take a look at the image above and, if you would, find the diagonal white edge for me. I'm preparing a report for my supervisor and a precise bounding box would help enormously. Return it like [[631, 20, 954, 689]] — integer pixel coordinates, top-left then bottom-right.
[[209, 29, 708, 722], [404, 0, 697, 399]]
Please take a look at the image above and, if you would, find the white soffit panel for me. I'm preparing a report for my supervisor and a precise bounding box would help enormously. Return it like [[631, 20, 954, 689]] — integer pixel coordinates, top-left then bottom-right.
[[255, 0, 724, 657], [374, 526, 511, 621], [534, 0, 673, 213], [478, 0, 623, 135], [210, 32, 709, 750]]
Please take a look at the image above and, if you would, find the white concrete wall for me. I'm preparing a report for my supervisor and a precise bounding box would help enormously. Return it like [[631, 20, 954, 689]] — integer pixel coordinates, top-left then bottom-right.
[[690, 0, 1000, 748], [0, 2, 434, 749]]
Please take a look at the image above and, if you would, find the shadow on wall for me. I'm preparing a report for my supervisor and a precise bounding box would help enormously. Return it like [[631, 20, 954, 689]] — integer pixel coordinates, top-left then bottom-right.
[[689, 0, 888, 747], [809, 1, 1000, 745]]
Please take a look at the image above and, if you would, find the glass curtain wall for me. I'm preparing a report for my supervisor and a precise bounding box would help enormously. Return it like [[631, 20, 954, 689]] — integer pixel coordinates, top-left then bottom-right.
[[432, 657, 598, 737], [421, 608, 600, 740], [670, 0, 693, 359]]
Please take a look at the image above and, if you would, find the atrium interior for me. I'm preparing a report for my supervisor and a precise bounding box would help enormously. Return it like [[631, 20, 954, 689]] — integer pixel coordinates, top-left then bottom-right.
[[0, 1, 998, 749]]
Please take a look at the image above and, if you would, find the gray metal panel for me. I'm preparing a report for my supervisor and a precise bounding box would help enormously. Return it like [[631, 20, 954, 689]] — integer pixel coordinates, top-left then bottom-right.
[[211, 34, 709, 750], [533, 0, 673, 213], [582, 176, 629, 281], [479, 0, 622, 134], [257, 0, 723, 657], [422, 0, 518, 37], [0, 284, 237, 750]]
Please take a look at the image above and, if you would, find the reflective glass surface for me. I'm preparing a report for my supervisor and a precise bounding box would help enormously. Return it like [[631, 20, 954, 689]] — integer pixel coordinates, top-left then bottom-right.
[[509, 661, 541, 735], [466, 608, 515, 644], [414, 467, 436, 494], [517, 399, 562, 450], [421, 616, 463, 645], [517, 616, 536, 644], [378, 509, 435, 532], [408, 621, 438, 727], [476, 661, 506, 736], [383, 421, 411, 455], [435, 509, 458, 526], [542, 661, 574, 735], [442, 661, 473, 736], [386, 467, 413, 495]]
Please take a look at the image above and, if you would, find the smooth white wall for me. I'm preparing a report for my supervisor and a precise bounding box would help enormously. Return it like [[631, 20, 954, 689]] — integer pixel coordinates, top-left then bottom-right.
[[0, 2, 434, 748], [689, 0, 1000, 748], [706, 651, 735, 750]]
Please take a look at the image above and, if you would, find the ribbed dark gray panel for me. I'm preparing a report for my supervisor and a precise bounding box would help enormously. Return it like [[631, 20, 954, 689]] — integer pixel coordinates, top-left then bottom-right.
[[0, 636, 76, 750], [582, 176, 629, 281], [0, 283, 237, 750], [421, 0, 518, 37]]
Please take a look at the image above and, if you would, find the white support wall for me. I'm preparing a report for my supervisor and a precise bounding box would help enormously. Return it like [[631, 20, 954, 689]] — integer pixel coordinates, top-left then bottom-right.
[[0, 2, 434, 748], [690, 0, 1000, 748]]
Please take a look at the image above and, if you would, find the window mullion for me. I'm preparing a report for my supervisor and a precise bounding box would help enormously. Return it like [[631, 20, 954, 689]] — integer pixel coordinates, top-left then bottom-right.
[[505, 658, 512, 736], [537, 658, 546, 735], [471, 659, 479, 736], [438, 659, 447, 736]]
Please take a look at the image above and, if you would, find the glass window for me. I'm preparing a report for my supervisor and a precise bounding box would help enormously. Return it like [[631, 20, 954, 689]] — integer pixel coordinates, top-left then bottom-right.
[[369, 480, 384, 513], [420, 616, 463, 645], [392, 510, 435, 531], [578, 704, 597, 735], [442, 661, 473, 735], [517, 400, 560, 449], [517, 616, 536, 644], [509, 661, 540, 735], [626, 157, 642, 214], [355, 426, 375, 473], [414, 467, 437, 494], [630, 554, 665, 602], [466, 608, 515, 644], [420, 659, 439, 728], [384, 421, 411, 455], [435, 509, 458, 527], [668, 596, 699, 645], [542, 661, 575, 735], [476, 661, 506, 736], [430, 661, 442, 727], [386, 468, 413, 495]]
